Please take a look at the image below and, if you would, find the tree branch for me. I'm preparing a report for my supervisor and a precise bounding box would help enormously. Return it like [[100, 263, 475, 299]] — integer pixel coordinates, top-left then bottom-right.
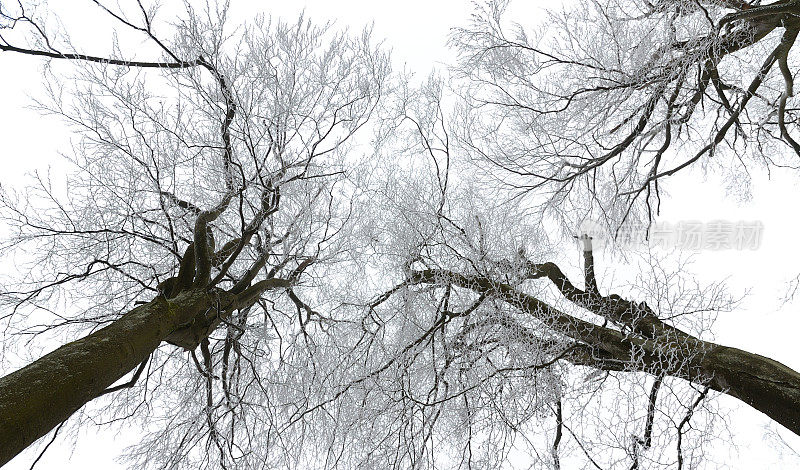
[[0, 43, 199, 68]]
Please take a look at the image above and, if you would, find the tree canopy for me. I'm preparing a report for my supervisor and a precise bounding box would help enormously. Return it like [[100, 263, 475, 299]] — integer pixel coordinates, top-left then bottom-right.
[[1, 1, 800, 469]]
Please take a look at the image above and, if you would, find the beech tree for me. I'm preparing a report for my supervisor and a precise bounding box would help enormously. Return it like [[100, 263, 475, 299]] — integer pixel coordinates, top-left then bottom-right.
[[2, 0, 800, 469], [0, 1, 389, 467], [406, 0, 800, 466]]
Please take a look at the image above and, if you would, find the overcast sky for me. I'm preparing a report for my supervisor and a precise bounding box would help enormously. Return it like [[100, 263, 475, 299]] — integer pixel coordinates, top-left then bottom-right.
[[2, 1, 800, 468]]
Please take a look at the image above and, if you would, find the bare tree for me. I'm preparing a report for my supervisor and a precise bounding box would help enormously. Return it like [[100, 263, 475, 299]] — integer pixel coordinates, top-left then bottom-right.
[[354, 0, 800, 466], [3, 0, 800, 469], [450, 0, 800, 227], [0, 1, 388, 467]]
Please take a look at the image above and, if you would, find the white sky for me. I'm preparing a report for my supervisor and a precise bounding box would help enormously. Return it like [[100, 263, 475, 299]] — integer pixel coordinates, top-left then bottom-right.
[[2, 0, 800, 468]]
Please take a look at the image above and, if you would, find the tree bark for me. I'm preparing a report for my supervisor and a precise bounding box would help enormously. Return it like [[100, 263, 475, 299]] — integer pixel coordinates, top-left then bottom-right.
[[701, 345, 800, 435], [409, 269, 800, 437], [0, 289, 219, 466]]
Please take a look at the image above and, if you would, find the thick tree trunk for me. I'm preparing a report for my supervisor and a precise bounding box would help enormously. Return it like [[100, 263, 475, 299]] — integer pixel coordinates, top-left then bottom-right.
[[410, 269, 800, 438], [0, 289, 217, 466], [701, 344, 800, 436]]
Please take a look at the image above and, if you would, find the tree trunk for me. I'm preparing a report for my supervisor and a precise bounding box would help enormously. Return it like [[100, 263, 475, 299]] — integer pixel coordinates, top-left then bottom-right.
[[0, 289, 216, 466], [701, 344, 800, 436], [410, 269, 800, 438]]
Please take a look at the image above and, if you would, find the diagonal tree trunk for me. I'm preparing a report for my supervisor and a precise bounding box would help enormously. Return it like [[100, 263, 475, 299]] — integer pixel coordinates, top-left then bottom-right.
[[0, 289, 221, 466], [408, 268, 800, 436], [700, 345, 800, 435]]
